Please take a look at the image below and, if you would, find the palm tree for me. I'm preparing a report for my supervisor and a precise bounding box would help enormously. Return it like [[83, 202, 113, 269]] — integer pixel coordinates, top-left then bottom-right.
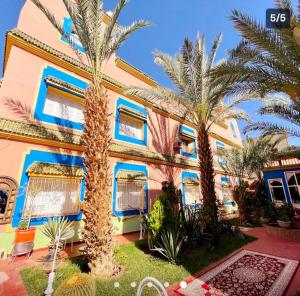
[[30, 0, 150, 277], [126, 35, 249, 234], [219, 135, 281, 223], [213, 0, 300, 142]]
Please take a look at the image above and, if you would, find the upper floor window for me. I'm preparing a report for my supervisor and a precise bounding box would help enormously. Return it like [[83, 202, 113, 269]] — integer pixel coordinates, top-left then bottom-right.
[[216, 141, 227, 167], [61, 17, 84, 52], [43, 89, 84, 124], [35, 66, 87, 130], [230, 121, 237, 138], [115, 98, 147, 146], [179, 126, 197, 159]]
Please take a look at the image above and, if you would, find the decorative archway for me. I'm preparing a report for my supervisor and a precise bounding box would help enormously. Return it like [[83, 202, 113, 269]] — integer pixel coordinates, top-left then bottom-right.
[[0, 176, 18, 224]]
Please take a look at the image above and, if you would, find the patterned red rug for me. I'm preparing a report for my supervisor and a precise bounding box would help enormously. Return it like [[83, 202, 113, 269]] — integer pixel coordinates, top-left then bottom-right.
[[175, 250, 298, 296]]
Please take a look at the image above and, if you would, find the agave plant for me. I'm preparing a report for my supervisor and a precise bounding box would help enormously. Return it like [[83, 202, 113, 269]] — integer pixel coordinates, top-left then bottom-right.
[[41, 217, 75, 260], [152, 228, 184, 264], [213, 0, 300, 143], [30, 0, 150, 276]]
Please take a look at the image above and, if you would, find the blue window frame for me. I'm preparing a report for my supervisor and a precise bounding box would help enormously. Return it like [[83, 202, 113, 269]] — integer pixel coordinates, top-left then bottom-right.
[[221, 176, 233, 206], [34, 66, 88, 130], [230, 122, 237, 138], [113, 162, 148, 217], [179, 125, 197, 159], [216, 140, 227, 167], [114, 97, 148, 147], [61, 17, 85, 52], [12, 150, 85, 227], [181, 171, 201, 207]]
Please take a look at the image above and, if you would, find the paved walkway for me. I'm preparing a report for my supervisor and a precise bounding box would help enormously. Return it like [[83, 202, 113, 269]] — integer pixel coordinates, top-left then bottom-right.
[[0, 228, 299, 296]]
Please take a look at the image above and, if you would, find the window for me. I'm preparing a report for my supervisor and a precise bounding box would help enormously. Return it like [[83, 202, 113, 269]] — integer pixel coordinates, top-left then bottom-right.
[[230, 122, 237, 138], [216, 141, 226, 166], [286, 171, 300, 204], [269, 179, 286, 202], [113, 164, 148, 216], [116, 182, 145, 211], [221, 176, 233, 205], [43, 90, 84, 123], [61, 18, 84, 51], [115, 98, 147, 146], [24, 177, 81, 218], [184, 184, 201, 205], [0, 190, 8, 214], [119, 114, 144, 140], [180, 126, 197, 158]]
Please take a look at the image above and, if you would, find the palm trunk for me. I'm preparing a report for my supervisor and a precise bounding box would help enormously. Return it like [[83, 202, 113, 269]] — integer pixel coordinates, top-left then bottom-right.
[[197, 125, 219, 233], [82, 83, 117, 277]]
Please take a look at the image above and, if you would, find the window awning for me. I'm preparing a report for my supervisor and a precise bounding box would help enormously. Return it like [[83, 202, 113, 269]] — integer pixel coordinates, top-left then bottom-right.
[[118, 105, 147, 121], [180, 130, 196, 141], [183, 178, 199, 185], [26, 162, 84, 178], [116, 170, 147, 182]]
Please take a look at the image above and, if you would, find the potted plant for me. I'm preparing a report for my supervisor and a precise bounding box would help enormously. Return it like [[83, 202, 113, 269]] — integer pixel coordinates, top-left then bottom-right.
[[276, 203, 294, 228]]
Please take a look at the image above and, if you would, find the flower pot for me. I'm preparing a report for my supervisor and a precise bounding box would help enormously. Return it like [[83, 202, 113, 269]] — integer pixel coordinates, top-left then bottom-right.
[[14, 227, 36, 243], [260, 217, 270, 224], [277, 220, 291, 228]]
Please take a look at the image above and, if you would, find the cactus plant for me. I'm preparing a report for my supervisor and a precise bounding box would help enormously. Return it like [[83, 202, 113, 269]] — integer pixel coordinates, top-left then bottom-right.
[[54, 273, 96, 296]]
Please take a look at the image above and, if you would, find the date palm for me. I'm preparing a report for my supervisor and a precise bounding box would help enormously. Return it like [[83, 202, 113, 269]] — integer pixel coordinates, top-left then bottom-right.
[[214, 0, 300, 141], [219, 135, 281, 223], [30, 0, 150, 277], [127, 34, 249, 234]]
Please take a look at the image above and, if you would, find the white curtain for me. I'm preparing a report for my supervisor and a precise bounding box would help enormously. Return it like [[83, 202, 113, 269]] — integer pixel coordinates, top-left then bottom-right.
[[116, 181, 145, 211], [119, 116, 143, 140], [184, 185, 201, 205], [25, 177, 81, 217], [43, 90, 84, 123]]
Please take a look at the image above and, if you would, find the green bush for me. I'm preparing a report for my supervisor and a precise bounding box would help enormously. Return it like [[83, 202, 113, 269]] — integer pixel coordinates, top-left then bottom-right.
[[54, 273, 96, 296], [276, 203, 295, 222]]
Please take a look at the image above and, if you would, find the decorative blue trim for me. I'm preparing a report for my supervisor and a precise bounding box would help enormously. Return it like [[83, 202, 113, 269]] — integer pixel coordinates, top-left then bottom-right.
[[34, 66, 88, 130], [112, 162, 148, 216], [179, 125, 198, 159], [216, 140, 227, 166], [181, 171, 200, 207], [230, 122, 238, 138], [114, 97, 148, 147], [12, 150, 85, 227], [61, 17, 85, 52], [263, 169, 295, 204]]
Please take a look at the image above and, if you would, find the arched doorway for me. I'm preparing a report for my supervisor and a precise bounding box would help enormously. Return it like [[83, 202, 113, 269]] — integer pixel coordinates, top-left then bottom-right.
[[0, 176, 18, 224]]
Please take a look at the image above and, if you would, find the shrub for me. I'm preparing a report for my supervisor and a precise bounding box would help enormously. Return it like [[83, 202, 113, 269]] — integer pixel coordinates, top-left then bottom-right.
[[54, 273, 96, 296], [276, 203, 295, 222]]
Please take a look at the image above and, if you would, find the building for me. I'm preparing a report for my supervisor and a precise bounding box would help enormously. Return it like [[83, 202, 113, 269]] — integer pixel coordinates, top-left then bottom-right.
[[0, 1, 242, 252], [263, 153, 300, 208]]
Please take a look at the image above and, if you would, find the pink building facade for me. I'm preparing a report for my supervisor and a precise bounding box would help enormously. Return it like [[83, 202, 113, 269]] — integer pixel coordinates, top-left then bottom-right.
[[0, 1, 242, 252]]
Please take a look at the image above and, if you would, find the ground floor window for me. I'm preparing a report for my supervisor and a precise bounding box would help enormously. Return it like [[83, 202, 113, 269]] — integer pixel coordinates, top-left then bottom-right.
[[286, 171, 300, 204], [184, 184, 201, 205], [116, 181, 145, 211], [24, 177, 81, 218], [268, 179, 286, 202]]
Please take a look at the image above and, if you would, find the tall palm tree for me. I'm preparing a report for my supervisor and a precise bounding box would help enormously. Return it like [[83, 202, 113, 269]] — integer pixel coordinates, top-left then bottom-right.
[[30, 0, 150, 277], [127, 35, 249, 234], [213, 0, 300, 143], [219, 135, 281, 223]]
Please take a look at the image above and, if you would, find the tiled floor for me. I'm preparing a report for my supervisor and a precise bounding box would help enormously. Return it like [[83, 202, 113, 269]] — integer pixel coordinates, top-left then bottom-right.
[[1, 228, 299, 296]]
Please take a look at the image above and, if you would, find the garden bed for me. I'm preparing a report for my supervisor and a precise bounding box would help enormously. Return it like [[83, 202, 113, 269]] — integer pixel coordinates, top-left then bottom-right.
[[265, 225, 300, 241], [20, 234, 255, 296]]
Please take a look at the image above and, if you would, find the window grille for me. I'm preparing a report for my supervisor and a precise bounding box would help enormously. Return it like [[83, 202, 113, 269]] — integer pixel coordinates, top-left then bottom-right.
[[24, 176, 81, 217]]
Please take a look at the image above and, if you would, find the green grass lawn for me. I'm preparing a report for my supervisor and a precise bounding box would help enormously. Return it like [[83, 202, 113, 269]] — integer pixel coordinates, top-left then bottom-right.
[[20, 234, 255, 296]]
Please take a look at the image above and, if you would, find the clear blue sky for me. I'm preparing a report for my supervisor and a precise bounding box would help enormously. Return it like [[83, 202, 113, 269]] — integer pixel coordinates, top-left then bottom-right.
[[0, 0, 298, 145]]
